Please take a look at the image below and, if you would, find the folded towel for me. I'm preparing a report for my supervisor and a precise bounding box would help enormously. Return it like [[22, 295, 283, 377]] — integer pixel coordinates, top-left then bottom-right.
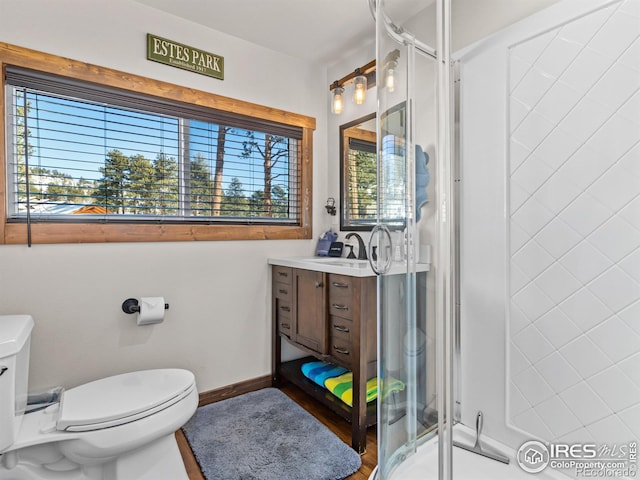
[[302, 361, 405, 407], [324, 373, 378, 407], [301, 361, 348, 388], [324, 373, 405, 407], [380, 377, 406, 400]]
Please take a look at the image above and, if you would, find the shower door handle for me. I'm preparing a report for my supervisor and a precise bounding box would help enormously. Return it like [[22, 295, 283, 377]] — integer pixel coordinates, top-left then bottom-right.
[[368, 224, 393, 275]]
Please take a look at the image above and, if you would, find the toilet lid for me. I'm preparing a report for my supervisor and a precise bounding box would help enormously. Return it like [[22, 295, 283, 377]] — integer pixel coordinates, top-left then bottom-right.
[[57, 369, 195, 432]]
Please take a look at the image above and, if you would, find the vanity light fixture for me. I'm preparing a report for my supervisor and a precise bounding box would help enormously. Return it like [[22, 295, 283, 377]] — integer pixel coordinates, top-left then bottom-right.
[[329, 59, 376, 114], [353, 68, 367, 104], [331, 81, 345, 115]]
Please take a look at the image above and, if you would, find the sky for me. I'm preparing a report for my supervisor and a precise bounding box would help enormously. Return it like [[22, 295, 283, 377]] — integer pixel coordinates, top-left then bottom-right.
[[17, 88, 291, 196]]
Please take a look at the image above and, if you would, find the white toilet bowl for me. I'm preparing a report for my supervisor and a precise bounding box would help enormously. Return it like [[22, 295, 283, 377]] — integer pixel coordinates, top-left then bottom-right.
[[0, 315, 198, 480]]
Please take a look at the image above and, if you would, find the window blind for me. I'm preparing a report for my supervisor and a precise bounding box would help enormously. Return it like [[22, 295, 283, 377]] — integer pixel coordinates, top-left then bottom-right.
[[346, 136, 377, 225], [5, 66, 301, 224]]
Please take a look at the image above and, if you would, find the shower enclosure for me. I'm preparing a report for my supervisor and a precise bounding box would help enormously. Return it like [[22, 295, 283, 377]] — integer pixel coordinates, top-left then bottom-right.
[[372, 0, 640, 479]]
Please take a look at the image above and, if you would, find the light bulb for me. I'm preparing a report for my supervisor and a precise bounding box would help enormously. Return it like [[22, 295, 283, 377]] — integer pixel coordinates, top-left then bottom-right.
[[384, 49, 400, 94], [386, 66, 395, 92], [332, 86, 344, 114], [353, 73, 367, 105], [353, 75, 367, 105]]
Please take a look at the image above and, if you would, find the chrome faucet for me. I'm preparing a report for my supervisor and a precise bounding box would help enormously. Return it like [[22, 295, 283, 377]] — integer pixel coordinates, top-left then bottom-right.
[[345, 232, 367, 260]]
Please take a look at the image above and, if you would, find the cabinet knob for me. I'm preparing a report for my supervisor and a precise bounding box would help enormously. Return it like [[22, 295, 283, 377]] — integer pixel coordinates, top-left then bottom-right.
[[315, 281, 323, 288], [331, 282, 349, 288], [333, 325, 350, 333], [280, 306, 290, 312], [331, 303, 349, 311]]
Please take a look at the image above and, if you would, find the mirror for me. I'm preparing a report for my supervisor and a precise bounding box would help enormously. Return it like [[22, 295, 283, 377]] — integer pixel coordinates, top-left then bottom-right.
[[340, 104, 407, 231], [340, 113, 377, 231]]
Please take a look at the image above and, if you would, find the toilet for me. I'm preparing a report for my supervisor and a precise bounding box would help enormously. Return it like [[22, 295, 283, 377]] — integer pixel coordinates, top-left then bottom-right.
[[0, 314, 198, 480]]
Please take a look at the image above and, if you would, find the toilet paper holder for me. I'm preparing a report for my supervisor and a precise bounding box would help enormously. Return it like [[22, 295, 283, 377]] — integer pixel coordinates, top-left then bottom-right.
[[122, 298, 169, 314]]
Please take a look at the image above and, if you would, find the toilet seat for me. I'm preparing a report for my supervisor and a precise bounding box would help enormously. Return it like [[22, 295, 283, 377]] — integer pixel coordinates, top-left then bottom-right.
[[56, 369, 195, 432]]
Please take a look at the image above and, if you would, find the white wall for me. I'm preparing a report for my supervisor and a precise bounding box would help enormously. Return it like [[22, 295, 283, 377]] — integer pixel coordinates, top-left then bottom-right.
[[458, 0, 639, 455], [507, 0, 640, 449], [452, 0, 561, 52], [0, 0, 327, 393]]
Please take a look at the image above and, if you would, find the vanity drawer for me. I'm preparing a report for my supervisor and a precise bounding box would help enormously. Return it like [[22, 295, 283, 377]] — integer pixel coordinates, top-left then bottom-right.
[[330, 339, 353, 366], [328, 275, 353, 318], [272, 266, 293, 338], [330, 316, 353, 343], [275, 298, 292, 338], [278, 317, 292, 337], [329, 297, 353, 319], [273, 266, 293, 285], [329, 316, 353, 366], [273, 282, 292, 301], [328, 274, 353, 298]]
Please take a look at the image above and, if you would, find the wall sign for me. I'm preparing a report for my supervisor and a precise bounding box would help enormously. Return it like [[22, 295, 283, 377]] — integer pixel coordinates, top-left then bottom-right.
[[147, 33, 224, 80]]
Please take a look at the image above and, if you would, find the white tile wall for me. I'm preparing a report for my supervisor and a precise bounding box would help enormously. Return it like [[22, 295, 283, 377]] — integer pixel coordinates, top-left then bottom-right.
[[508, 0, 640, 447]]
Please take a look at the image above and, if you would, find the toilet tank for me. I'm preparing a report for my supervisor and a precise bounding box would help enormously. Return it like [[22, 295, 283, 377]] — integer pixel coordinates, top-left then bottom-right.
[[0, 315, 33, 452]]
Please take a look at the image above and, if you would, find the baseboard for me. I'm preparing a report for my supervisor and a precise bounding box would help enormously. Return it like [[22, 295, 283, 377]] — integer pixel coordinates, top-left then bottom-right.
[[198, 374, 272, 407]]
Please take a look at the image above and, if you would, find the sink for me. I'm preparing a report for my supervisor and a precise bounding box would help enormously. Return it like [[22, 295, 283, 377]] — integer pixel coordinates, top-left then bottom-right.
[[307, 257, 369, 268]]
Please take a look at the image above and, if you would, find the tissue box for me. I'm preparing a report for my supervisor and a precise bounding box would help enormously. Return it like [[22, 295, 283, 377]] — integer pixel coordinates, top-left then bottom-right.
[[328, 241, 344, 257]]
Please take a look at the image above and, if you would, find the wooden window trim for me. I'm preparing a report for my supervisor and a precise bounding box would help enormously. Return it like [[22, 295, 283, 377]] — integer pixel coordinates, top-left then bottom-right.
[[0, 42, 315, 244]]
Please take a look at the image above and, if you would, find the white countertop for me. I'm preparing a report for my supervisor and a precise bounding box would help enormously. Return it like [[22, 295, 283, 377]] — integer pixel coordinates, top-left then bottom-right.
[[268, 256, 430, 277]]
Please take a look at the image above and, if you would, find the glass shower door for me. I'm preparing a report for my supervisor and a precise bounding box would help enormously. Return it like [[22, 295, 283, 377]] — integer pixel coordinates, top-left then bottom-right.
[[373, 0, 454, 479], [374, 2, 435, 479]]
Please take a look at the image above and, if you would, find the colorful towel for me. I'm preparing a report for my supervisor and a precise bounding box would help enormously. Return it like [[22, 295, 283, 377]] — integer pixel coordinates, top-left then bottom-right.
[[324, 373, 378, 407], [301, 361, 405, 407], [380, 377, 406, 400], [301, 361, 348, 388]]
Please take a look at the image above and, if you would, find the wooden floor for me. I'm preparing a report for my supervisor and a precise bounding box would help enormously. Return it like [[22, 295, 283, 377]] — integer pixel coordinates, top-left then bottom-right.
[[176, 383, 378, 480]]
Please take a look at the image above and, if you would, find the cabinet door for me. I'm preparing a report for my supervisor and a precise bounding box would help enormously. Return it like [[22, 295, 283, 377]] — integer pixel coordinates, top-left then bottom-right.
[[294, 269, 327, 354]]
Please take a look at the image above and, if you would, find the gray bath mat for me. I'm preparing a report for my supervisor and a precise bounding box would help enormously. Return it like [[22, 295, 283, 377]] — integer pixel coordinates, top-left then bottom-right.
[[182, 387, 361, 480]]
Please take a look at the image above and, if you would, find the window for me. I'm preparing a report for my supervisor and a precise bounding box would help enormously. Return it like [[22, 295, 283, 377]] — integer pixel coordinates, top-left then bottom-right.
[[1, 45, 314, 244]]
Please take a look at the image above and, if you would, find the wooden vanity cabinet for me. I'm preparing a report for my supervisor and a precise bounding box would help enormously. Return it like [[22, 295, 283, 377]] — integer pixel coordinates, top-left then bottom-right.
[[271, 265, 377, 453], [272, 266, 327, 353]]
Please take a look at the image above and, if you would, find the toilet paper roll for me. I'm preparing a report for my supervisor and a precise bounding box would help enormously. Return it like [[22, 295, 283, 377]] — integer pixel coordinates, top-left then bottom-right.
[[137, 297, 165, 326]]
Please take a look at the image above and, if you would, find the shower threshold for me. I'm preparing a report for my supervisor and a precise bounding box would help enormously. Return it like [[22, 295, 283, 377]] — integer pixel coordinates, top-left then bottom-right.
[[369, 423, 569, 480]]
